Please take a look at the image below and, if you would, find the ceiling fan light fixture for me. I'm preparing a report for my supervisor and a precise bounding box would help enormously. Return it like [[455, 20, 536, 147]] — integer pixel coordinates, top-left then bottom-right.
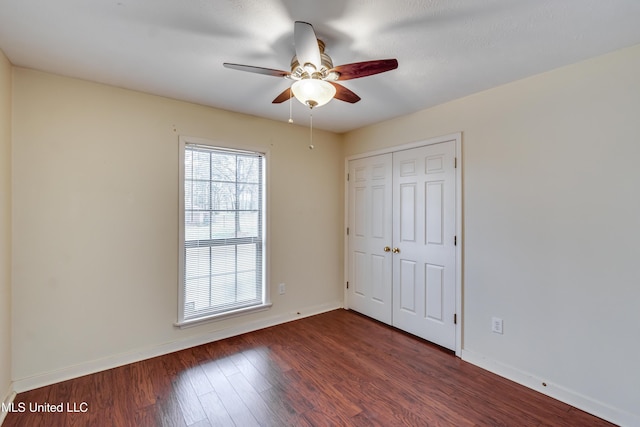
[[291, 79, 336, 108], [224, 22, 398, 108]]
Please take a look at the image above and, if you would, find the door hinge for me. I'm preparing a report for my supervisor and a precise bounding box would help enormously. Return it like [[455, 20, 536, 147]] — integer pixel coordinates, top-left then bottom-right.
[[454, 157, 457, 168], [347, 173, 350, 181], [454, 235, 457, 246], [346, 281, 349, 289], [454, 313, 457, 324], [347, 227, 350, 236]]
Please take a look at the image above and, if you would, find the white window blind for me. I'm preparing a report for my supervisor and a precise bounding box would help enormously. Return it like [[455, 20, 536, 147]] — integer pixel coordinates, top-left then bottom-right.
[[179, 142, 266, 324]]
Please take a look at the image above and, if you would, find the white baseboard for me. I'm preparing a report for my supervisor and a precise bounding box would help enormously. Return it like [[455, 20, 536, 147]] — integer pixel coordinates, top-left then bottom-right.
[[461, 349, 639, 427], [0, 385, 16, 425], [13, 301, 343, 394]]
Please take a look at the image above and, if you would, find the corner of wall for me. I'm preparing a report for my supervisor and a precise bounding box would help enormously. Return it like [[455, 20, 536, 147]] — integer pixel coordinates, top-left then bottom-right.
[[0, 47, 13, 423], [0, 389, 16, 425]]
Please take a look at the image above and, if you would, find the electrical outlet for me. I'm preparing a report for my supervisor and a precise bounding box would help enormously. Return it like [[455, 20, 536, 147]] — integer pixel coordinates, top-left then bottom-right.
[[492, 317, 503, 334], [279, 283, 286, 295]]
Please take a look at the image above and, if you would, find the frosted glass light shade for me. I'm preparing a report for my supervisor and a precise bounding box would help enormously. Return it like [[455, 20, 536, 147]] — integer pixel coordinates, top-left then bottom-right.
[[291, 79, 336, 108]]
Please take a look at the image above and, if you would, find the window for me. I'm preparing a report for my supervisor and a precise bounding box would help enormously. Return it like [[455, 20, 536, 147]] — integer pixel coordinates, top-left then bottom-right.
[[178, 139, 269, 326]]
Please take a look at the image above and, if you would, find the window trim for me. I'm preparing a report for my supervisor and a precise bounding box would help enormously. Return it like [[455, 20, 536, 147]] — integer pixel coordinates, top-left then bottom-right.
[[176, 136, 270, 328]]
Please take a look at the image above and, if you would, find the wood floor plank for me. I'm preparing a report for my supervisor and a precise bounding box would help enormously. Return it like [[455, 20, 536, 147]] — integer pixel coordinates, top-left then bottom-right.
[[227, 371, 281, 425], [228, 351, 273, 393], [126, 361, 156, 409], [172, 373, 207, 425], [333, 377, 443, 426], [183, 364, 215, 397], [200, 360, 260, 427], [175, 348, 216, 398], [301, 407, 362, 427], [156, 392, 187, 427], [263, 369, 315, 416], [3, 309, 617, 427], [259, 382, 314, 427], [197, 391, 235, 427], [133, 405, 159, 427]]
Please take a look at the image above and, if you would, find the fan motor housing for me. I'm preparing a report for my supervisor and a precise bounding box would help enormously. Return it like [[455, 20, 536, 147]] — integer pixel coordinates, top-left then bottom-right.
[[290, 39, 338, 80]]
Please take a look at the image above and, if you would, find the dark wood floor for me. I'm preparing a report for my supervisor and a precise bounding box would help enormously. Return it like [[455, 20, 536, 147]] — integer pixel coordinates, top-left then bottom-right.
[[3, 309, 615, 426]]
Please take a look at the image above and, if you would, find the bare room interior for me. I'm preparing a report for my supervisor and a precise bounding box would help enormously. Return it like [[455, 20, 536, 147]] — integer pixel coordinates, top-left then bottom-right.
[[1, 1, 639, 426]]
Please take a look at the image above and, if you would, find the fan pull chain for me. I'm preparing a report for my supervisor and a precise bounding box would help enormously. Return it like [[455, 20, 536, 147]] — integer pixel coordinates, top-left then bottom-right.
[[309, 110, 314, 150], [288, 87, 293, 124]]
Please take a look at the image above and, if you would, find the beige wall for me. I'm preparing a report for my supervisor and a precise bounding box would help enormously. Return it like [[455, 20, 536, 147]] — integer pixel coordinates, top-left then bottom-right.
[[0, 50, 12, 406], [11, 69, 344, 386], [344, 44, 640, 424]]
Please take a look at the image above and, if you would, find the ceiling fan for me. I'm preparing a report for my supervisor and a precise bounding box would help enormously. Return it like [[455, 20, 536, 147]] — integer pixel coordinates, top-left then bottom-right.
[[223, 21, 398, 109]]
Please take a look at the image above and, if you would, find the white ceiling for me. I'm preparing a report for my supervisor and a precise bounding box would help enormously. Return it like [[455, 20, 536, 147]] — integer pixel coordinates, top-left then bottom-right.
[[1, 0, 640, 133]]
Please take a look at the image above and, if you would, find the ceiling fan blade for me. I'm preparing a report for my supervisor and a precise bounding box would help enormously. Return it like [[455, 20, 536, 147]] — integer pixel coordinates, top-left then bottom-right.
[[294, 21, 321, 70], [223, 63, 290, 78], [330, 82, 361, 103], [272, 88, 292, 104], [331, 59, 398, 81]]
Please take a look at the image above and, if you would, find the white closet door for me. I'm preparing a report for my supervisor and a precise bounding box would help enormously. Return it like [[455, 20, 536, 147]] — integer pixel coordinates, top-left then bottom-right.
[[347, 154, 393, 324], [392, 141, 457, 350]]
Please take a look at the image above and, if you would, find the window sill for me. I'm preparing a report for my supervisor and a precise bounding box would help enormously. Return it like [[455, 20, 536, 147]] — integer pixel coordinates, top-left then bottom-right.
[[174, 303, 273, 329]]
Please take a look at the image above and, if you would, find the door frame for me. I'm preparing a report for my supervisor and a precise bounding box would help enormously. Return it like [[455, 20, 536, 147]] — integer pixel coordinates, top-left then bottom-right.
[[344, 133, 463, 357]]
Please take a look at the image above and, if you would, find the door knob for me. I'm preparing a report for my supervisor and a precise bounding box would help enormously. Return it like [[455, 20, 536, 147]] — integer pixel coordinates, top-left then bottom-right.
[[392, 247, 400, 254], [383, 246, 391, 252]]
